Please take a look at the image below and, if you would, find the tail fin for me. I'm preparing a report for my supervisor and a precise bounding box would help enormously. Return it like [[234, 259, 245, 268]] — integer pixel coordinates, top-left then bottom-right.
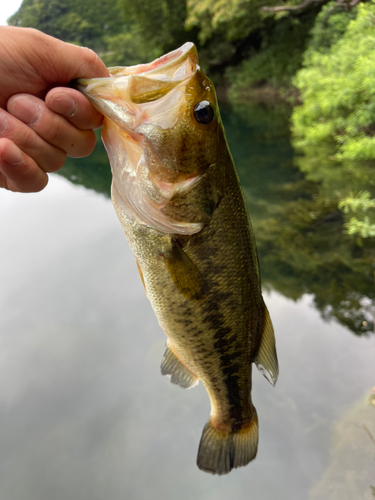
[[196, 412, 258, 475]]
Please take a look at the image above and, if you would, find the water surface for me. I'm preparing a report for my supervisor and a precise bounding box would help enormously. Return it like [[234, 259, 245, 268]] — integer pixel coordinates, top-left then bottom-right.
[[1, 103, 374, 500]]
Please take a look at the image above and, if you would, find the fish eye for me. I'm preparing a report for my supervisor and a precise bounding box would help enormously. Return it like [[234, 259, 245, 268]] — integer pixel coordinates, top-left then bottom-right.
[[193, 101, 215, 125]]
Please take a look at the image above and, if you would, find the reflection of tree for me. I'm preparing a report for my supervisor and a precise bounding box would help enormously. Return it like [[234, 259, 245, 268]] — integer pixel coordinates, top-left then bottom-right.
[[225, 103, 375, 336], [292, 143, 375, 239], [291, 3, 375, 239], [58, 104, 375, 336]]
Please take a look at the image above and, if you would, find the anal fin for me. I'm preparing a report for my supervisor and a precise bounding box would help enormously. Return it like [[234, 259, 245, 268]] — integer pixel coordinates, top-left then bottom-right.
[[161, 344, 199, 389], [254, 305, 279, 386]]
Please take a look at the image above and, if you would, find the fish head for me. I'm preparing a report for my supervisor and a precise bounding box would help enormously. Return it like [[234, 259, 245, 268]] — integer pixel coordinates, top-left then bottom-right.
[[77, 43, 223, 235]]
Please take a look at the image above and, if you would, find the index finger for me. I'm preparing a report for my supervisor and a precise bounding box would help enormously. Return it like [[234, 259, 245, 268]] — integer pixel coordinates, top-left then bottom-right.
[[45, 87, 104, 130]]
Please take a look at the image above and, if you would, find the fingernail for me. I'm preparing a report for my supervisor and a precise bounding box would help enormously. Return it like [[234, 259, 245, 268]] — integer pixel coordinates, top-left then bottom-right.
[[2, 142, 24, 165], [49, 93, 77, 118], [9, 96, 41, 126], [0, 112, 8, 135]]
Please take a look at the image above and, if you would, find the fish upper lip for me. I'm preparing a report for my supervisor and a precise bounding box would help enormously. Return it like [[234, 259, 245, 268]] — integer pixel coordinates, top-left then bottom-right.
[[107, 42, 197, 79], [76, 42, 198, 90]]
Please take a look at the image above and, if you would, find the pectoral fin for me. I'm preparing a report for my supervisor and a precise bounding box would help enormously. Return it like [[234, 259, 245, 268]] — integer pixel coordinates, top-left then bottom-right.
[[254, 306, 279, 386], [161, 343, 199, 389], [164, 241, 208, 300]]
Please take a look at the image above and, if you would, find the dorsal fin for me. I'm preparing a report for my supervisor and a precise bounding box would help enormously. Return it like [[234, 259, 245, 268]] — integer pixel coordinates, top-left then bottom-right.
[[254, 306, 279, 386]]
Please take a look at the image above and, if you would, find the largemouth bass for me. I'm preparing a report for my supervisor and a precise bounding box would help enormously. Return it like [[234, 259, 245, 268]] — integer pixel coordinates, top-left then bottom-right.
[[77, 43, 278, 475]]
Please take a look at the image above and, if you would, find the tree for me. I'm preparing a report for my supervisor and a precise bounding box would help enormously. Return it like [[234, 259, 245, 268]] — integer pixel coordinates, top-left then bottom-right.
[[292, 3, 375, 161], [9, 0, 125, 50], [291, 2, 375, 239]]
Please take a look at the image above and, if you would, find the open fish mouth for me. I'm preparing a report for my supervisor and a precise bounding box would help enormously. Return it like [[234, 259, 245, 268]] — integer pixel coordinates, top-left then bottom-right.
[[76, 42, 199, 132], [75, 43, 210, 235]]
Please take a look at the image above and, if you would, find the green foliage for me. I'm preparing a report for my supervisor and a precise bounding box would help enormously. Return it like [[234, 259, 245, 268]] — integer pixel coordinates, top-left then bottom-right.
[[185, 0, 310, 43], [339, 191, 375, 214], [291, 3, 375, 242], [9, 0, 125, 49], [305, 0, 356, 55], [186, 0, 266, 43], [113, 0, 189, 59], [291, 134, 375, 243], [102, 31, 159, 67], [227, 17, 310, 104], [343, 217, 375, 238], [339, 192, 375, 238], [292, 3, 375, 162], [185, 0, 325, 76]]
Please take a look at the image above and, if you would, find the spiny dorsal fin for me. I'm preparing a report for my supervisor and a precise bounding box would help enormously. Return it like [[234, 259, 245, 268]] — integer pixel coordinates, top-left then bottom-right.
[[164, 241, 208, 300], [161, 343, 199, 389], [254, 305, 279, 386]]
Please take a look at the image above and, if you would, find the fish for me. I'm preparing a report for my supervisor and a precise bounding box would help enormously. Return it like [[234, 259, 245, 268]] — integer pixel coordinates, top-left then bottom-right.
[[76, 42, 278, 475]]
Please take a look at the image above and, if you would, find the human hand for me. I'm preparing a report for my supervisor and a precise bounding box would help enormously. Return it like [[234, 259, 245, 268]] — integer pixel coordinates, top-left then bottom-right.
[[0, 26, 110, 192]]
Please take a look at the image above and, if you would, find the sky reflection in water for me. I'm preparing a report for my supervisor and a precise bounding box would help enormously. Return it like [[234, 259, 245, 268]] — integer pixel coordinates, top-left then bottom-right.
[[0, 104, 374, 500]]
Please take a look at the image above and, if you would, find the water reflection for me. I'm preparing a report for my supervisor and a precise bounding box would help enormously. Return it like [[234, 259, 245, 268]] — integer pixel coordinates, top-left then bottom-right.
[[60, 132, 111, 198], [310, 389, 375, 500], [1, 170, 374, 499], [59, 103, 375, 336]]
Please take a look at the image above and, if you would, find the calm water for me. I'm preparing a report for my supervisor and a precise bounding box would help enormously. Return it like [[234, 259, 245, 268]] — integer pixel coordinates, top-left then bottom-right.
[[1, 103, 374, 500]]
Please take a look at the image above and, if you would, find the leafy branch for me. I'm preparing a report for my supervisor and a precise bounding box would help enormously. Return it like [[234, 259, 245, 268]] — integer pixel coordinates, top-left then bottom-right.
[[262, 0, 361, 13]]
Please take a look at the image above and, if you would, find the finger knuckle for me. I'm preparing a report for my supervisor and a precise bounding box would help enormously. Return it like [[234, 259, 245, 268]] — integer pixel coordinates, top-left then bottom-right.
[[21, 127, 40, 152], [47, 117, 65, 145]]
